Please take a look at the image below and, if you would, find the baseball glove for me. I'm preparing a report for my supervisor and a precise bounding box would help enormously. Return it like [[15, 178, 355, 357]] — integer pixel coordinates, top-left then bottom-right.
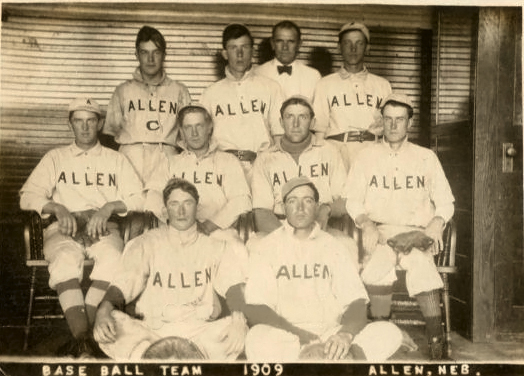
[[142, 336, 206, 360], [387, 230, 434, 255]]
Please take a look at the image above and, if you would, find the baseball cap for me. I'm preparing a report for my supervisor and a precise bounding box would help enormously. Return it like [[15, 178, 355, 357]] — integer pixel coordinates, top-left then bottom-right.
[[68, 97, 101, 115], [281, 176, 318, 202], [381, 93, 414, 110], [339, 22, 370, 43], [281, 95, 314, 115]]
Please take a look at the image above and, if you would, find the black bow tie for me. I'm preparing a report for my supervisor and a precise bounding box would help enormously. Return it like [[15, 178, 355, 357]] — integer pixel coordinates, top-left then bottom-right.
[[277, 65, 292, 75]]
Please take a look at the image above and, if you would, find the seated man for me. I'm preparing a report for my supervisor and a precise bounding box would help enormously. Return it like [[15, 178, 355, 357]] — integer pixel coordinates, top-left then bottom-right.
[[243, 177, 402, 361], [19, 97, 144, 357], [344, 93, 455, 360], [144, 104, 252, 241], [251, 95, 347, 235], [94, 178, 248, 360]]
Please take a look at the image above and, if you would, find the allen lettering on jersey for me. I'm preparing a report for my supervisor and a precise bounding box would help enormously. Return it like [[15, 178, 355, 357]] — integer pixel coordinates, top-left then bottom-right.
[[151, 267, 212, 289], [369, 175, 425, 190], [276, 263, 330, 280], [127, 99, 179, 115], [57, 171, 116, 187], [272, 163, 329, 186], [177, 171, 223, 187], [213, 99, 267, 117], [329, 93, 383, 109]]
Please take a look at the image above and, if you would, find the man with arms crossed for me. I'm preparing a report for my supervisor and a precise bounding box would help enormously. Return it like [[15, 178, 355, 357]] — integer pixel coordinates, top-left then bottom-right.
[[257, 20, 321, 101], [94, 178, 248, 360], [243, 177, 402, 361], [345, 93, 455, 360], [20, 97, 143, 357], [313, 22, 392, 170]]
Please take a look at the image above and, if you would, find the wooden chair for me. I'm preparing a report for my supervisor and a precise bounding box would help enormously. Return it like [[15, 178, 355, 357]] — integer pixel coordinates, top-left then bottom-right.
[[20, 210, 140, 351], [352, 219, 457, 358]]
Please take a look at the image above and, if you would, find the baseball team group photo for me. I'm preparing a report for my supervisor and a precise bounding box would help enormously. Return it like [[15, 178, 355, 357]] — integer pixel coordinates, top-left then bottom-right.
[[0, 2, 522, 367]]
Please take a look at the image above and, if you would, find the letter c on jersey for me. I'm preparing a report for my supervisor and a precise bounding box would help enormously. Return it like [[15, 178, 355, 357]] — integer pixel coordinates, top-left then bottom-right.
[[147, 120, 160, 131]]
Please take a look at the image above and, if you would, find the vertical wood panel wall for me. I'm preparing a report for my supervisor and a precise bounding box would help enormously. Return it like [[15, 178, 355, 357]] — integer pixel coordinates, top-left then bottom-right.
[[1, 3, 436, 213]]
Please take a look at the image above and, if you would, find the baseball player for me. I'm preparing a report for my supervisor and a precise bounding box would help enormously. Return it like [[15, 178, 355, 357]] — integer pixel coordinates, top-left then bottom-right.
[[144, 104, 252, 241], [19, 98, 144, 357], [199, 24, 285, 181], [344, 93, 455, 360], [256, 20, 321, 101], [93, 178, 249, 360], [251, 95, 347, 236], [312, 22, 392, 170], [244, 176, 403, 362], [103, 26, 191, 183]]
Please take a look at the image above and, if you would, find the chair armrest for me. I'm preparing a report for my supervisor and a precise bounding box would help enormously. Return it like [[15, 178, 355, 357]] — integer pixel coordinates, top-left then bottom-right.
[[120, 211, 160, 244], [437, 218, 457, 274], [21, 210, 44, 261], [236, 211, 254, 244]]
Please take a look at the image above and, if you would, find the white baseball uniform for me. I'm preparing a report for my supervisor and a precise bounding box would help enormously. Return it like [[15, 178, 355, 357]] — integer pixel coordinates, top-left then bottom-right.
[[345, 139, 455, 295], [19, 142, 144, 288], [144, 140, 252, 239], [98, 224, 248, 360], [244, 222, 402, 361], [312, 66, 392, 170], [104, 68, 191, 182], [199, 67, 285, 154], [251, 137, 345, 216], [256, 58, 321, 101]]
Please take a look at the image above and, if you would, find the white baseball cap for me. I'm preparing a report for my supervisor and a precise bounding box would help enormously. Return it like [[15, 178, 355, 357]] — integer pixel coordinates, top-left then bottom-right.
[[68, 97, 102, 115], [339, 22, 370, 43], [382, 93, 414, 111]]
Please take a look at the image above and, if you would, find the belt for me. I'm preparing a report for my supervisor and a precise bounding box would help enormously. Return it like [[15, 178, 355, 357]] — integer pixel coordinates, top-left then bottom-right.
[[327, 131, 376, 143], [225, 149, 257, 162]]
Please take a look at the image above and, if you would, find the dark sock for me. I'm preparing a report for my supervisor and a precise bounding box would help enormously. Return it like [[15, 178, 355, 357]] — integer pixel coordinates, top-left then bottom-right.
[[416, 290, 443, 340], [367, 285, 393, 319], [56, 279, 88, 339]]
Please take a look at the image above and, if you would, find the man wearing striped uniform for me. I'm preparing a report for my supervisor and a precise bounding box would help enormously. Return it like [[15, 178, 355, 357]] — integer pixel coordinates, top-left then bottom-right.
[[20, 98, 144, 357], [313, 22, 392, 170], [103, 26, 191, 183]]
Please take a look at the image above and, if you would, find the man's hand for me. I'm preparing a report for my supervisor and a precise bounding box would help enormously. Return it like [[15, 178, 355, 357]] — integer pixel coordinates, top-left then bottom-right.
[[53, 204, 77, 237], [87, 203, 114, 239], [316, 204, 331, 231], [367, 111, 384, 136], [324, 332, 353, 360], [424, 217, 445, 255], [93, 301, 117, 344], [361, 220, 379, 255], [198, 220, 220, 236], [218, 311, 248, 357]]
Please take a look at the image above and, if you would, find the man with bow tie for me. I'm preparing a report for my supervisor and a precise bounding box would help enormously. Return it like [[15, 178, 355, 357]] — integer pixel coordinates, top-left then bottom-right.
[[256, 20, 321, 102], [312, 22, 392, 171]]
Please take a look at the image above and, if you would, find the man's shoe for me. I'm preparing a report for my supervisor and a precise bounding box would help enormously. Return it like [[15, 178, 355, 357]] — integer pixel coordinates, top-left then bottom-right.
[[428, 336, 445, 360], [76, 337, 97, 359]]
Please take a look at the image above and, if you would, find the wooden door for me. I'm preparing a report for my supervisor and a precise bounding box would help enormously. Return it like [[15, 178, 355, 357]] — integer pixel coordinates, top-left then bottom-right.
[[473, 7, 523, 342]]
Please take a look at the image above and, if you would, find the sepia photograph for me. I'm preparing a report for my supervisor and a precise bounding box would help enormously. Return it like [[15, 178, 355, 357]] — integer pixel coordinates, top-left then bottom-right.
[[0, 1, 522, 375]]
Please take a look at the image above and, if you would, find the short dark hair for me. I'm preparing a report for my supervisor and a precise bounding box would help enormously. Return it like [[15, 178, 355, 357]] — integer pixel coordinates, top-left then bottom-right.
[[280, 96, 314, 118], [136, 26, 166, 54], [381, 100, 414, 119], [283, 183, 320, 203], [272, 20, 301, 40], [163, 177, 200, 206], [222, 24, 253, 49], [177, 105, 213, 128]]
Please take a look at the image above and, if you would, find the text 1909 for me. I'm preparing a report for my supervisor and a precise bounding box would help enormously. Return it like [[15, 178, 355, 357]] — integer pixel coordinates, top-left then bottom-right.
[[244, 364, 284, 376]]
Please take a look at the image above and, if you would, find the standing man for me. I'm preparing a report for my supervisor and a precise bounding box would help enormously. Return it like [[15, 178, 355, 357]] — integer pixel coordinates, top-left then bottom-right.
[[200, 24, 285, 181], [20, 98, 144, 357], [144, 104, 252, 241], [345, 93, 455, 360], [94, 178, 248, 360], [256, 20, 321, 101], [313, 22, 392, 170], [243, 177, 402, 361], [251, 95, 347, 235], [104, 26, 191, 183]]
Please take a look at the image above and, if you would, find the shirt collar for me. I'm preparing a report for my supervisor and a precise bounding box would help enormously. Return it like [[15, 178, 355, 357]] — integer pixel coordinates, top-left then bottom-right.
[[380, 137, 411, 154], [132, 67, 167, 86], [177, 138, 219, 158], [272, 58, 297, 69], [282, 220, 322, 240], [225, 66, 254, 82], [338, 65, 368, 80], [69, 141, 103, 157], [167, 223, 199, 246], [269, 132, 320, 153]]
